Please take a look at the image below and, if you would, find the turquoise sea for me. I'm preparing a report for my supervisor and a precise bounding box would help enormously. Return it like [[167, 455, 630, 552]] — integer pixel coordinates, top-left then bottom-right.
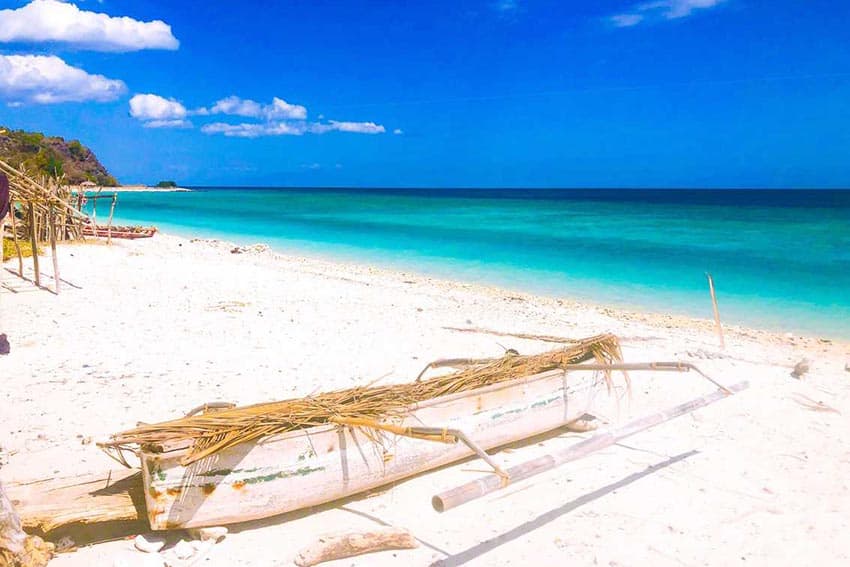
[[91, 188, 850, 339]]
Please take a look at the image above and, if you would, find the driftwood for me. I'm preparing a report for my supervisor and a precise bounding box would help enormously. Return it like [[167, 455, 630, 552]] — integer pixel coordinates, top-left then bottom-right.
[[5, 469, 146, 547], [0, 481, 53, 567], [293, 527, 418, 567]]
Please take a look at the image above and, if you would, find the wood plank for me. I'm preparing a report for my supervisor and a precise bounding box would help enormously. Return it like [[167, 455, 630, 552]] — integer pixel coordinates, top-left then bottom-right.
[[6, 470, 147, 545]]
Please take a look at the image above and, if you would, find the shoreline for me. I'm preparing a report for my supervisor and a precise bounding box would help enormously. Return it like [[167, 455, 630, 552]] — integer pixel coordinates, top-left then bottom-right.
[[170, 232, 849, 345], [66, 184, 192, 193], [2, 233, 849, 566]]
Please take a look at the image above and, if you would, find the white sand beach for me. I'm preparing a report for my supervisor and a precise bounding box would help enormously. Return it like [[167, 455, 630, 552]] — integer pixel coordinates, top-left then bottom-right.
[[2, 235, 849, 566]]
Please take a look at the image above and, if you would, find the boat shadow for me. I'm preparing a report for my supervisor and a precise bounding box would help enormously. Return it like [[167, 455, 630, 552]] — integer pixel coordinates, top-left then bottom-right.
[[224, 427, 695, 560]]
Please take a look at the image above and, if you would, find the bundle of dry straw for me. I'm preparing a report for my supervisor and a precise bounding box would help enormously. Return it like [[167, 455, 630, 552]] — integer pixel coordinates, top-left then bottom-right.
[[101, 334, 623, 465]]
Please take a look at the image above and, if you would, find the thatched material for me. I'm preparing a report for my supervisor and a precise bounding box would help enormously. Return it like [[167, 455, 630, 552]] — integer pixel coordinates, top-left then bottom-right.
[[101, 334, 624, 466]]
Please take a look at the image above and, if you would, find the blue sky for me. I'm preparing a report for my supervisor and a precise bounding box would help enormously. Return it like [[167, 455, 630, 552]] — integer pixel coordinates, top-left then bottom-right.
[[1, 0, 849, 187]]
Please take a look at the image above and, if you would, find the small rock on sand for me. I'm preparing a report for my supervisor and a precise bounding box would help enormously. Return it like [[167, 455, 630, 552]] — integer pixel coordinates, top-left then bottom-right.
[[187, 526, 228, 543], [791, 359, 810, 379], [134, 533, 167, 553]]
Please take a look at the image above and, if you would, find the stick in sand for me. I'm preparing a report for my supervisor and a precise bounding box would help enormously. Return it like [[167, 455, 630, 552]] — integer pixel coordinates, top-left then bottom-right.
[[49, 208, 59, 294], [9, 201, 24, 277], [27, 202, 40, 287], [706, 273, 725, 350], [432, 381, 748, 512]]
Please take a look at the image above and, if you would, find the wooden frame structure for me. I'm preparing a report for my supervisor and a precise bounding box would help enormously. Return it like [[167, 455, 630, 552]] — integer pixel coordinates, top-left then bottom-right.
[[0, 159, 89, 294]]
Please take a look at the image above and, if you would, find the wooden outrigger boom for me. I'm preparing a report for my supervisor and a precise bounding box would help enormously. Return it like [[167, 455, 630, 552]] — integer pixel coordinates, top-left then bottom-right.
[[432, 380, 748, 512]]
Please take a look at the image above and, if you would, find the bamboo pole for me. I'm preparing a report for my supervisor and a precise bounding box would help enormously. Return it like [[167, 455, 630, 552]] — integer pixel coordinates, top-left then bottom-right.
[[90, 194, 97, 236], [27, 203, 40, 287], [106, 193, 116, 245], [8, 202, 23, 277], [706, 273, 725, 350], [49, 208, 59, 294], [431, 381, 748, 512]]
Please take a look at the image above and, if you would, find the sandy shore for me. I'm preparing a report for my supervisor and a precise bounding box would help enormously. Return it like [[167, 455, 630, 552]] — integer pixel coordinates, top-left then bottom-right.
[[2, 234, 849, 566]]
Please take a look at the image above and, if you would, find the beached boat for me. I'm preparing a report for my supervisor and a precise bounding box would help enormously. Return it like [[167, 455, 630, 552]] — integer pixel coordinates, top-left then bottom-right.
[[140, 368, 604, 529], [132, 368, 606, 529], [82, 224, 157, 239], [98, 334, 625, 530]]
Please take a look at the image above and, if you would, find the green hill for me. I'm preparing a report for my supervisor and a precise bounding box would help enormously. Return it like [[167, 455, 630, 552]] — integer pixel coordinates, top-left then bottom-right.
[[0, 126, 118, 186]]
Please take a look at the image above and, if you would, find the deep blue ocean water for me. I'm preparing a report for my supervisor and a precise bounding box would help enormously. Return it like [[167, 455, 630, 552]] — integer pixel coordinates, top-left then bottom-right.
[[89, 188, 850, 339]]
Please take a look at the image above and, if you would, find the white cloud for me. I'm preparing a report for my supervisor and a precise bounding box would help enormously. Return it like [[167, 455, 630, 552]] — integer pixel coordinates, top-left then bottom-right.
[[322, 120, 385, 134], [0, 0, 178, 51], [129, 93, 191, 128], [131, 92, 387, 137], [266, 97, 308, 120], [209, 96, 307, 120], [610, 14, 644, 27], [611, 0, 724, 27], [393, 128, 404, 135], [129, 93, 187, 120], [493, 0, 519, 12], [142, 119, 191, 129], [200, 122, 305, 138], [0, 54, 126, 104], [201, 119, 386, 138]]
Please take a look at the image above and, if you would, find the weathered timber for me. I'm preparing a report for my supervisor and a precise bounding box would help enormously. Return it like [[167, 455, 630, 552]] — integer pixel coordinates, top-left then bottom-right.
[[5, 470, 147, 546]]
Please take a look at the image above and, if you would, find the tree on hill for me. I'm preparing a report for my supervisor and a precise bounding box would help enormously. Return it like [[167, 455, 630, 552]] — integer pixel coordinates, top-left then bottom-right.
[[0, 126, 118, 185]]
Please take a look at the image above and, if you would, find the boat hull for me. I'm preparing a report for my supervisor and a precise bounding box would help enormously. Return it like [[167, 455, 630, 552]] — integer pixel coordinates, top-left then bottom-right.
[[82, 226, 157, 239], [141, 369, 606, 529]]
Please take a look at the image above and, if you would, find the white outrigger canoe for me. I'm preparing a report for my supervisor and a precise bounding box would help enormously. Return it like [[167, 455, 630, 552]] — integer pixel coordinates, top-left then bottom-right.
[[140, 368, 607, 529]]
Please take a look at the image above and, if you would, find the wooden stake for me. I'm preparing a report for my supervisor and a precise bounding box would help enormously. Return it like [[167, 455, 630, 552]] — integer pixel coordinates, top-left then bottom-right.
[[293, 527, 418, 567], [106, 193, 116, 245], [27, 203, 40, 287], [49, 208, 59, 294], [8, 202, 23, 277], [90, 194, 97, 236], [706, 273, 725, 350]]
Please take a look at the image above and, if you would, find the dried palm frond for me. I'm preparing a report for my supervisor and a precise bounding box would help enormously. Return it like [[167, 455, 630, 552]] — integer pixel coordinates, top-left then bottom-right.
[[100, 334, 623, 465]]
